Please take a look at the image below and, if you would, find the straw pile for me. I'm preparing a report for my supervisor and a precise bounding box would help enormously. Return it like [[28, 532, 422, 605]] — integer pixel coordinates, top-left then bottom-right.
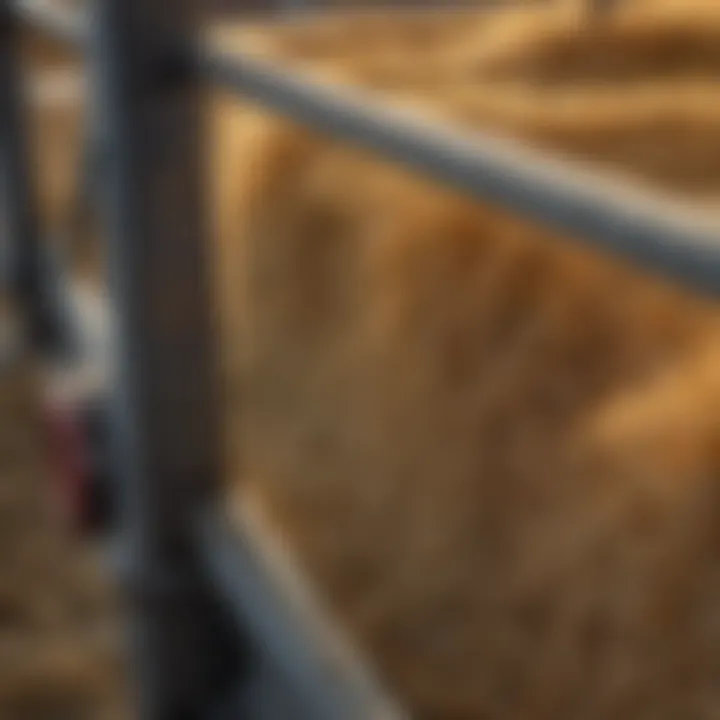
[[207, 2, 720, 718], [0, 54, 127, 719], [10, 1, 720, 718], [0, 366, 128, 720]]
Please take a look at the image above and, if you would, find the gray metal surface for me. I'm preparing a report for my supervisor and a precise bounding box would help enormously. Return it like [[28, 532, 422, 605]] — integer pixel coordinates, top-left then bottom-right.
[[199, 47, 720, 297], [14, 0, 720, 299], [7, 1, 409, 714], [90, 0, 244, 717], [200, 510, 407, 720]]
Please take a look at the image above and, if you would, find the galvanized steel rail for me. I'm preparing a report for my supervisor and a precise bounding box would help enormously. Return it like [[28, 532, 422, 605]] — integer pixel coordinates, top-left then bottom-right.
[[3, 0, 720, 719], [13, 0, 720, 298]]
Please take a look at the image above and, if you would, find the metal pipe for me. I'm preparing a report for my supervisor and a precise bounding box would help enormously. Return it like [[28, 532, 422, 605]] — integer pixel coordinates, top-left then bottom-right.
[[199, 47, 720, 297], [91, 0, 244, 716], [6, 0, 404, 716], [199, 508, 407, 720], [16, 0, 720, 299]]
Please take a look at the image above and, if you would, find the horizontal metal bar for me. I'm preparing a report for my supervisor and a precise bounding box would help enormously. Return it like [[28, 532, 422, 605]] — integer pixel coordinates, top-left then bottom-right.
[[199, 46, 720, 297], [199, 507, 407, 720]]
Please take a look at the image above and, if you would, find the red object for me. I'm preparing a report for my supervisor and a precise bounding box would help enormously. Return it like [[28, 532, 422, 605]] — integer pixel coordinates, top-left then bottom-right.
[[42, 396, 94, 535]]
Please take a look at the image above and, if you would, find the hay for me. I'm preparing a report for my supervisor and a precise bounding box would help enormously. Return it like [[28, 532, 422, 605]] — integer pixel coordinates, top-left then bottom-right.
[[13, 1, 720, 717], [0, 65, 126, 720], [0, 367, 128, 720], [209, 2, 720, 718]]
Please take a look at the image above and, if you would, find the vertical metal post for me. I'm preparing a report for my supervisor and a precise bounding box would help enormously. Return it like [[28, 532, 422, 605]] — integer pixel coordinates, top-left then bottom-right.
[[0, 0, 56, 350], [91, 1, 244, 717]]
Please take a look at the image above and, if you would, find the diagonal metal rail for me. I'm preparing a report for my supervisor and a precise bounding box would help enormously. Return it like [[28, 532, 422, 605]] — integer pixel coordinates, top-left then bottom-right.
[[197, 51, 720, 296], [13, 0, 720, 299]]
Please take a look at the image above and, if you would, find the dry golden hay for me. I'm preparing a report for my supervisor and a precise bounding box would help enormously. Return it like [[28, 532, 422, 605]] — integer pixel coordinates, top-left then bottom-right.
[[27, 72, 86, 231], [466, 0, 720, 83], [0, 51, 126, 720], [219, 134, 720, 718], [208, 2, 720, 718], [211, 0, 720, 196], [20, 2, 720, 718]]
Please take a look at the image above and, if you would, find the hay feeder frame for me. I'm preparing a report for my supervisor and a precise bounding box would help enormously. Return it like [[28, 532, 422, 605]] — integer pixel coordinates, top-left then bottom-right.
[[2, 0, 720, 718]]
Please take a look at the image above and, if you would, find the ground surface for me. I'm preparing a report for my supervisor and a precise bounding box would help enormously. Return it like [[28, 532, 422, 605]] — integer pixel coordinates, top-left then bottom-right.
[[0, 364, 129, 719], [2, 31, 128, 714]]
